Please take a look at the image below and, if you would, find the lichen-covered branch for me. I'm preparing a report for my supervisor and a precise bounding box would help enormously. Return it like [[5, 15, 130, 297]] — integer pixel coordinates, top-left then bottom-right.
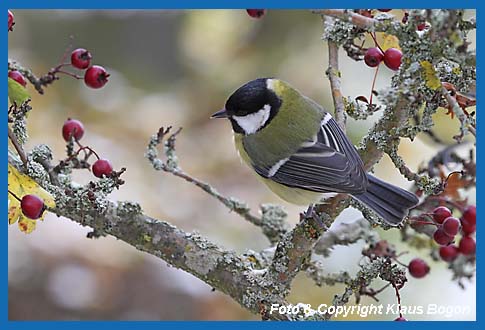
[[145, 127, 289, 244], [326, 40, 347, 131], [313, 218, 379, 256], [313, 9, 377, 30]]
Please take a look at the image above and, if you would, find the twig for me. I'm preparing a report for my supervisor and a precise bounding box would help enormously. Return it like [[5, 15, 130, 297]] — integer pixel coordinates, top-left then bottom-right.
[[268, 212, 330, 293], [146, 127, 267, 228], [8, 126, 27, 166], [326, 40, 346, 131], [312, 9, 377, 29], [442, 86, 475, 140]]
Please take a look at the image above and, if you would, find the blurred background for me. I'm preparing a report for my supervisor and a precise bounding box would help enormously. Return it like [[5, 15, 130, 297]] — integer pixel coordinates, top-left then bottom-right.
[[8, 10, 475, 320]]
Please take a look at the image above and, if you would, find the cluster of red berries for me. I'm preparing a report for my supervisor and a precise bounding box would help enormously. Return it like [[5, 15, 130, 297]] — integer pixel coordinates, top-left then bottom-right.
[[8, 10, 109, 90], [246, 9, 267, 19], [407, 205, 476, 279], [431, 205, 476, 259], [70, 48, 110, 89], [364, 47, 402, 71], [62, 118, 114, 178]]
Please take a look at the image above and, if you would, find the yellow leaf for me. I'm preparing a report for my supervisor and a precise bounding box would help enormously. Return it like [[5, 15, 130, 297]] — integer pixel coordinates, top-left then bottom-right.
[[420, 61, 441, 90], [8, 198, 22, 225], [18, 217, 37, 234], [380, 33, 401, 51], [8, 163, 55, 233]]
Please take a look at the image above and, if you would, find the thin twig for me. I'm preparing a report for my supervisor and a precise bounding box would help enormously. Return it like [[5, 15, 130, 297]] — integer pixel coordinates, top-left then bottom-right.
[[146, 127, 263, 227], [442, 86, 475, 139], [326, 40, 346, 131], [8, 126, 27, 166], [312, 9, 377, 29]]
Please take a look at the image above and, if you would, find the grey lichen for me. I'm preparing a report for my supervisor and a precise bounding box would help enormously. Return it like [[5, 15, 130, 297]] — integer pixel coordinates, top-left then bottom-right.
[[260, 204, 290, 245]]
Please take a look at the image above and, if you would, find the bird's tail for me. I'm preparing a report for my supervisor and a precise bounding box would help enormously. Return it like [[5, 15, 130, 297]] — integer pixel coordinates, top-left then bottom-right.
[[353, 174, 419, 225]]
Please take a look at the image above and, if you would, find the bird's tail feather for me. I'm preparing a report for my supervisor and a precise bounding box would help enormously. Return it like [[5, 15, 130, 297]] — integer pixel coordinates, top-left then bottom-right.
[[353, 174, 419, 225]]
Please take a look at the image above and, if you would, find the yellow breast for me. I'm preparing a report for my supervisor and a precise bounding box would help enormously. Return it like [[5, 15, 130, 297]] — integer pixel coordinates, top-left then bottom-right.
[[234, 134, 323, 205]]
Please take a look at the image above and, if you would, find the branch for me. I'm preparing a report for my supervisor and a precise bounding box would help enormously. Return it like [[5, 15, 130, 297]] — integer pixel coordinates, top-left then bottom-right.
[[312, 9, 377, 29], [326, 40, 347, 131], [8, 126, 27, 166], [441, 86, 476, 140], [313, 218, 379, 256], [268, 211, 330, 294], [145, 127, 289, 244]]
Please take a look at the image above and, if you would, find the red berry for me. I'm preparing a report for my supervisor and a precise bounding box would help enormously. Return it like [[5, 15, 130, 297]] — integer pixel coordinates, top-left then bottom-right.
[[71, 48, 92, 70], [378, 9, 392, 12], [364, 47, 384, 67], [92, 159, 113, 178], [458, 236, 476, 255], [433, 206, 452, 224], [461, 205, 476, 226], [461, 221, 476, 236], [394, 317, 407, 321], [246, 9, 267, 18], [8, 70, 27, 87], [433, 228, 454, 246], [442, 217, 460, 236], [402, 12, 409, 24], [20, 194, 45, 219], [84, 65, 110, 89], [383, 48, 402, 71], [439, 245, 459, 262], [417, 23, 426, 31], [408, 258, 430, 278], [8, 10, 14, 31], [62, 118, 85, 141]]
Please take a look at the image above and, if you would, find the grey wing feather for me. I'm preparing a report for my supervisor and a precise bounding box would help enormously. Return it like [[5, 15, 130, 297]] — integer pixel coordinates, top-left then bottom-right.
[[254, 115, 368, 194]]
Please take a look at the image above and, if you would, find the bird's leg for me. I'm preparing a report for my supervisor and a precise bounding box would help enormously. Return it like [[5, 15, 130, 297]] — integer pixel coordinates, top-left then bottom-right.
[[301, 204, 320, 223]]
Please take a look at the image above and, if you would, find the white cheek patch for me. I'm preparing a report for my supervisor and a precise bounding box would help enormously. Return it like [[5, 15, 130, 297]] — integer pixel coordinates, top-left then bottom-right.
[[232, 104, 271, 135]]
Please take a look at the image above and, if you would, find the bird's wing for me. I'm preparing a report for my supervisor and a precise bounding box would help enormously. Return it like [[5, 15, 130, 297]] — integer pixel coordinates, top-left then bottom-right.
[[253, 113, 368, 194]]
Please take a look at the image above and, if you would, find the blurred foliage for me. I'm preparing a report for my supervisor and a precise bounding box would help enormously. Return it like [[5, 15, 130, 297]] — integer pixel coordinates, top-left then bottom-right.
[[8, 10, 475, 320]]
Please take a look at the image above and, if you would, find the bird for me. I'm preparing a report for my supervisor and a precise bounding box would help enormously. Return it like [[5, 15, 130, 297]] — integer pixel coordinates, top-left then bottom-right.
[[211, 78, 419, 225]]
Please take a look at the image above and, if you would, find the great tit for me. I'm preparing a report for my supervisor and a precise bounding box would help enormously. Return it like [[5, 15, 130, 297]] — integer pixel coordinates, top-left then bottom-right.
[[212, 78, 419, 225]]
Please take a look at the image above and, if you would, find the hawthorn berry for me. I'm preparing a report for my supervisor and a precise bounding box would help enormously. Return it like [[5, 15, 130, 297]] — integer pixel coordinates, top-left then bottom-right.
[[394, 317, 407, 321], [62, 118, 85, 141], [92, 159, 113, 178], [417, 23, 426, 31], [84, 65, 110, 89], [8, 10, 14, 31], [364, 47, 384, 67], [8, 70, 27, 87], [71, 48, 92, 70], [458, 236, 476, 255], [383, 48, 402, 71], [246, 9, 267, 18], [20, 194, 45, 219], [432, 206, 452, 224], [461, 205, 476, 226], [433, 228, 454, 246], [461, 221, 476, 236], [442, 217, 460, 236], [408, 258, 430, 278], [439, 245, 459, 262]]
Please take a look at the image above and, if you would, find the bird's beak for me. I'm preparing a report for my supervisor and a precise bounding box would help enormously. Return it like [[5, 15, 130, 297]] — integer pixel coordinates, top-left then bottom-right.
[[211, 108, 229, 119]]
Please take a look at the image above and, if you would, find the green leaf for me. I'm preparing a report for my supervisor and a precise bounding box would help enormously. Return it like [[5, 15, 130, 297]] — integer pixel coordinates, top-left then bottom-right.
[[8, 77, 30, 105]]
